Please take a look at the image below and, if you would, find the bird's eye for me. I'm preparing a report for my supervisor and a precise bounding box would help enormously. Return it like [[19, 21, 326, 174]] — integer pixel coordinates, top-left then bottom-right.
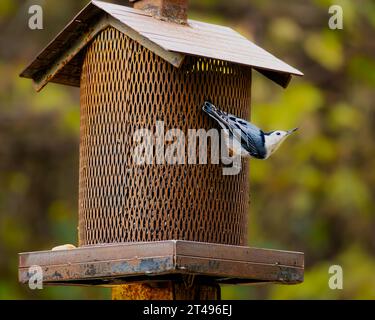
[[276, 132, 281, 135]]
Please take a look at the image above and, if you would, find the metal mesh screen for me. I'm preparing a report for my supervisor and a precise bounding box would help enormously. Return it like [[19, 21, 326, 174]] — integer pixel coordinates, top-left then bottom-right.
[[79, 27, 251, 246]]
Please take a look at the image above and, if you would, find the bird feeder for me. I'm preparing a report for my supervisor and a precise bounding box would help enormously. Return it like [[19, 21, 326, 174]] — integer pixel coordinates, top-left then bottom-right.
[[19, 0, 304, 300]]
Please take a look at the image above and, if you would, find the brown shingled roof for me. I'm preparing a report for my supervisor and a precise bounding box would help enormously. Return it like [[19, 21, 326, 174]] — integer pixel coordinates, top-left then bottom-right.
[[21, 0, 303, 91]]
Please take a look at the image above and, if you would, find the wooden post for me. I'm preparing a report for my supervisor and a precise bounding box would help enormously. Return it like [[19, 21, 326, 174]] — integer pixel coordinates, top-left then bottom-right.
[[112, 282, 220, 300]]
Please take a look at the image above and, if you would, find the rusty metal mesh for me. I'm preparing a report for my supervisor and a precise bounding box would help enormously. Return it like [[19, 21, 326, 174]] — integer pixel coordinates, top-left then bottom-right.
[[79, 27, 251, 246]]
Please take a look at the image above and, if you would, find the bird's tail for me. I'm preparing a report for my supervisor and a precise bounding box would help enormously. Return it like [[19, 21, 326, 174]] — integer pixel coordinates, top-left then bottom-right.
[[202, 101, 229, 126], [202, 101, 223, 120]]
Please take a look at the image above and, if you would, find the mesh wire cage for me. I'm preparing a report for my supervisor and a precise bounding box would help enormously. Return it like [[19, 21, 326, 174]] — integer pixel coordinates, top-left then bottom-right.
[[79, 27, 251, 247], [18, 0, 304, 292]]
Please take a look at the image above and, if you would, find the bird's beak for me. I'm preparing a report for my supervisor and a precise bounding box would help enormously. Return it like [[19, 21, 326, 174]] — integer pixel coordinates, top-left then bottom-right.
[[287, 127, 299, 135]]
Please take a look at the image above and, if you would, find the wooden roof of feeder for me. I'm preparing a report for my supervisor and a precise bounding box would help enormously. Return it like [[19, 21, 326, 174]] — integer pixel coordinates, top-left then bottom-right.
[[20, 0, 303, 92]]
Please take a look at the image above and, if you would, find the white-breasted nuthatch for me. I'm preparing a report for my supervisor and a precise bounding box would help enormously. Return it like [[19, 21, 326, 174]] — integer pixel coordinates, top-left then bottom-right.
[[202, 101, 298, 159]]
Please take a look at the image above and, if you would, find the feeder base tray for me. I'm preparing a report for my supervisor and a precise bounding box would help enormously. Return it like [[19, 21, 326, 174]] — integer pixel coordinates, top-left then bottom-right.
[[19, 240, 304, 286]]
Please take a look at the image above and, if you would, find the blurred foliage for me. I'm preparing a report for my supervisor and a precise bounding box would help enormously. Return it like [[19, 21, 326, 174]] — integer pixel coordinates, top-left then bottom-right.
[[0, 0, 374, 299]]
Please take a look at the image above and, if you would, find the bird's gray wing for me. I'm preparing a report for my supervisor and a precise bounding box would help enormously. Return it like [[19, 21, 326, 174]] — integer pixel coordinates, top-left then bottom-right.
[[225, 116, 265, 157], [202, 102, 265, 157]]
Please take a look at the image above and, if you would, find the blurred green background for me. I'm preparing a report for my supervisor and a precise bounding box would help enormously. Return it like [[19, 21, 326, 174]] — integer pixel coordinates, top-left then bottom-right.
[[0, 0, 374, 299]]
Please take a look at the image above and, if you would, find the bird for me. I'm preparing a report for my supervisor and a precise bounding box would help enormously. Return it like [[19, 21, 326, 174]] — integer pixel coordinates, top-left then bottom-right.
[[202, 101, 298, 160]]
